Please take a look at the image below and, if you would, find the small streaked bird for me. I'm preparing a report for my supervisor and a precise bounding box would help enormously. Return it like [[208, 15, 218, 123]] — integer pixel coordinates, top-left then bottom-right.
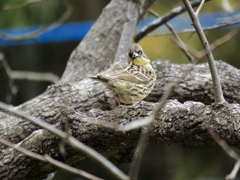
[[89, 43, 156, 104]]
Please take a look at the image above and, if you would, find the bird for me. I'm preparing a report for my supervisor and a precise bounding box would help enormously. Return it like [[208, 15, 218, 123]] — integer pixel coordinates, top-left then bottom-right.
[[89, 43, 156, 105]]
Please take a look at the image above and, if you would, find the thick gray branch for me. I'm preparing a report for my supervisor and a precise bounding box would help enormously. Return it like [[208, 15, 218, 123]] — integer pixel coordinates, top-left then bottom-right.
[[1, 99, 240, 180], [0, 59, 240, 179], [1, 60, 240, 180], [1, 59, 240, 147], [61, 0, 156, 82]]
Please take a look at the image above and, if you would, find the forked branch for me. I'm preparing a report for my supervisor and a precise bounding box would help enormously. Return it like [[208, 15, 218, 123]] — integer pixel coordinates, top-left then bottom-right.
[[182, 0, 226, 104]]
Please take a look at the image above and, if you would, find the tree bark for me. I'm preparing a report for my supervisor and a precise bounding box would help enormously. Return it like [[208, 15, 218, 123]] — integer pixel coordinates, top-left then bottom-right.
[[1, 59, 240, 179], [61, 0, 156, 82], [1, 0, 240, 179]]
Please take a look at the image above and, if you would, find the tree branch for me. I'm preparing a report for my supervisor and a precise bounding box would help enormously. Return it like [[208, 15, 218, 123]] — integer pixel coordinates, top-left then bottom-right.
[[61, 0, 157, 82], [3, 0, 42, 10], [0, 138, 104, 180], [2, 96, 240, 179], [0, 102, 128, 180], [150, 20, 240, 37], [134, 0, 212, 42], [0, 1, 73, 41], [1, 0, 240, 179], [1, 59, 240, 148], [147, 9, 194, 62], [1, 59, 240, 179], [182, 0, 226, 104], [11, 71, 60, 83], [207, 127, 240, 180]]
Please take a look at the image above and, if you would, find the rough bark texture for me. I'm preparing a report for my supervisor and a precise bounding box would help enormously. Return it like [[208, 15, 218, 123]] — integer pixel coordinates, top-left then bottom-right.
[[1, 0, 240, 180], [61, 0, 156, 82], [1, 59, 240, 180]]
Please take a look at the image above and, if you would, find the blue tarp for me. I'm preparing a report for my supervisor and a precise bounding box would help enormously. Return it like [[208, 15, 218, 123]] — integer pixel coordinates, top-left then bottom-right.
[[0, 12, 239, 46]]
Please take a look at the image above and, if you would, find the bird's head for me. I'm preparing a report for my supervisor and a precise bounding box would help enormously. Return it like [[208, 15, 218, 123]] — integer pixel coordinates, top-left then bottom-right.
[[128, 43, 150, 65]]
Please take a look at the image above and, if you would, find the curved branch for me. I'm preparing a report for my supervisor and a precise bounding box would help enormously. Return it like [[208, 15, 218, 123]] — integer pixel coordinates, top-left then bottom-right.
[[0, 1, 73, 41], [1, 97, 240, 179], [1, 59, 240, 147], [0, 59, 240, 180], [182, 0, 225, 104], [3, 0, 42, 10], [134, 0, 212, 42]]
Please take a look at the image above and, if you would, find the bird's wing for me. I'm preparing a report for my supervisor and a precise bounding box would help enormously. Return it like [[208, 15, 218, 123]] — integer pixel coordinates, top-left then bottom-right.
[[110, 70, 150, 84]]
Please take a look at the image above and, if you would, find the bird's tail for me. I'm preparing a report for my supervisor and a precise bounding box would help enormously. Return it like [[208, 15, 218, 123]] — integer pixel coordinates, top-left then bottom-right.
[[89, 75, 113, 83]]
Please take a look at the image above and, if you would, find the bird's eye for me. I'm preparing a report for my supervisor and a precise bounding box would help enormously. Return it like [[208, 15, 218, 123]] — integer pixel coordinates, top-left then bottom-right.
[[137, 50, 143, 55], [128, 52, 133, 58]]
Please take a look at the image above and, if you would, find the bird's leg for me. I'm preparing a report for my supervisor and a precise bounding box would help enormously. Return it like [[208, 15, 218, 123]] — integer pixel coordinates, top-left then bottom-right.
[[116, 95, 121, 106], [131, 97, 134, 104]]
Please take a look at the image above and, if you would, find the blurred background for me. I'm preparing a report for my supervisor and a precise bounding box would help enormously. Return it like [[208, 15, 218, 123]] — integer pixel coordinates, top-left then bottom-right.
[[0, 0, 240, 179]]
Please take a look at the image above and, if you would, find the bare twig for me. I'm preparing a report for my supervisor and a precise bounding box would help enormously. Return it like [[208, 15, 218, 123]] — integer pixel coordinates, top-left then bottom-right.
[[0, 53, 59, 103], [134, 0, 212, 42], [150, 20, 240, 37], [156, 23, 240, 37], [3, 0, 42, 10], [166, 23, 194, 62], [209, 25, 240, 54], [128, 83, 176, 180], [0, 102, 129, 180], [182, 0, 226, 104], [217, 17, 240, 23], [226, 161, 240, 180], [208, 128, 240, 161], [148, 9, 194, 62], [148, 9, 160, 18], [171, 25, 240, 61], [195, 0, 205, 16], [11, 71, 60, 83], [0, 1, 73, 41], [207, 128, 240, 180], [170, 35, 202, 59], [0, 138, 103, 180], [0, 53, 18, 103]]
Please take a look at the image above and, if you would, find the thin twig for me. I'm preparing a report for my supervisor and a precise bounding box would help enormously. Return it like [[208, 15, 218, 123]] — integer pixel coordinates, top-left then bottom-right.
[[0, 53, 18, 103], [166, 23, 194, 62], [3, 0, 42, 10], [182, 0, 226, 104], [170, 25, 240, 61], [128, 83, 176, 180], [208, 128, 240, 160], [208, 25, 240, 54], [217, 16, 240, 23], [195, 0, 205, 16], [0, 1, 73, 41], [148, 9, 194, 62], [11, 71, 60, 83], [148, 9, 160, 18], [0, 138, 103, 180], [207, 127, 240, 180], [170, 35, 202, 59], [0, 102, 129, 180], [134, 0, 212, 42], [150, 20, 240, 37], [226, 160, 240, 180]]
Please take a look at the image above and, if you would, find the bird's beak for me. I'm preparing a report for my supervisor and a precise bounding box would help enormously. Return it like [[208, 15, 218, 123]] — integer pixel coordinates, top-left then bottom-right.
[[132, 51, 139, 58]]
